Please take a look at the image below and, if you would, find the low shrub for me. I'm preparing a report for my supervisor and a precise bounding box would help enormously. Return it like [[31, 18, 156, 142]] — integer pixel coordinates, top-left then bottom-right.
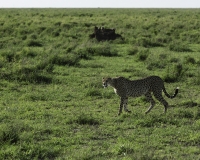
[[154, 34, 172, 44], [2, 51, 15, 62], [180, 30, 200, 43], [127, 46, 138, 55], [74, 48, 92, 60], [29, 33, 37, 39], [136, 49, 150, 61], [146, 53, 168, 70], [26, 39, 43, 47], [0, 59, 5, 68], [194, 108, 200, 120], [17, 70, 52, 84], [18, 143, 60, 160], [17, 47, 39, 58], [75, 114, 100, 125], [85, 88, 102, 97], [136, 37, 150, 47], [194, 69, 200, 85], [163, 75, 177, 83], [50, 53, 80, 66], [8, 63, 53, 84], [175, 110, 194, 119], [184, 56, 196, 64], [169, 41, 192, 52], [136, 37, 163, 47], [136, 116, 178, 127], [93, 44, 118, 57], [163, 63, 188, 82], [52, 29, 61, 37], [181, 101, 198, 108], [147, 61, 166, 70], [36, 61, 54, 73], [170, 57, 180, 63]]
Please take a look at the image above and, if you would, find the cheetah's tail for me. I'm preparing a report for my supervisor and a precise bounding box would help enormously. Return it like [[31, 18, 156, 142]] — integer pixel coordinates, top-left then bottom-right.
[[163, 87, 179, 99]]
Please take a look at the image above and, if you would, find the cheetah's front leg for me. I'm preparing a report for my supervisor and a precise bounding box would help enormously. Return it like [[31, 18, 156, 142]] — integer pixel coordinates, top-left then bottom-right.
[[118, 97, 124, 116], [123, 97, 131, 113], [118, 97, 131, 115], [145, 92, 155, 114]]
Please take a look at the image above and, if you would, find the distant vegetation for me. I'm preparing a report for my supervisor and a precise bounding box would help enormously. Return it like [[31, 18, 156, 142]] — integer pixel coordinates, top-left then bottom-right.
[[0, 8, 200, 159]]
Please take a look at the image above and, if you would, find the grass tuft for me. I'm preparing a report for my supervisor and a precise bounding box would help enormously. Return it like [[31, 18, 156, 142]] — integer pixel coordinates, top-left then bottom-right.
[[117, 145, 134, 155], [0, 123, 23, 145], [71, 114, 101, 125]]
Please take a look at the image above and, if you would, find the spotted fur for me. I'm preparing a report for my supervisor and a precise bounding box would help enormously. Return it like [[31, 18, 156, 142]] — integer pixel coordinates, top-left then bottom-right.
[[102, 76, 179, 115]]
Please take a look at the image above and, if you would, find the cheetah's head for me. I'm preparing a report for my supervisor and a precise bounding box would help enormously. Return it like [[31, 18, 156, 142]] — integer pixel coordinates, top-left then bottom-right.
[[102, 77, 112, 88]]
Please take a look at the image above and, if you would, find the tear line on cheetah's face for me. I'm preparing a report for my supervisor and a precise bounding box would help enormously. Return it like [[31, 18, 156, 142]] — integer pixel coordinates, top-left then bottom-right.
[[102, 78, 111, 88]]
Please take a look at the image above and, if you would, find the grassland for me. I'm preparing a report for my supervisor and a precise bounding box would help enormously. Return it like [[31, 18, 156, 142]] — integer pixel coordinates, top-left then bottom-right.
[[0, 8, 200, 159]]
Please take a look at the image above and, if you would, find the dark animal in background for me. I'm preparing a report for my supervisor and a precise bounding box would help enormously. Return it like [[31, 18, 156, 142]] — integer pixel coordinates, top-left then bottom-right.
[[89, 26, 123, 41]]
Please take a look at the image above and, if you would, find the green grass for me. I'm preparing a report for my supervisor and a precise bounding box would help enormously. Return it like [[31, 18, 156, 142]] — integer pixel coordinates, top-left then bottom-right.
[[0, 8, 200, 159]]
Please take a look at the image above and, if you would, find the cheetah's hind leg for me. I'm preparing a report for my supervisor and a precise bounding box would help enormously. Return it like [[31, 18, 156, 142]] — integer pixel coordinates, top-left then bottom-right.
[[153, 91, 169, 114]]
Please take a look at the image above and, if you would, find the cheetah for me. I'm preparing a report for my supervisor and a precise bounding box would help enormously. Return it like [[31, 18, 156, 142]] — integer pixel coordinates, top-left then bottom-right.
[[102, 76, 179, 115]]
